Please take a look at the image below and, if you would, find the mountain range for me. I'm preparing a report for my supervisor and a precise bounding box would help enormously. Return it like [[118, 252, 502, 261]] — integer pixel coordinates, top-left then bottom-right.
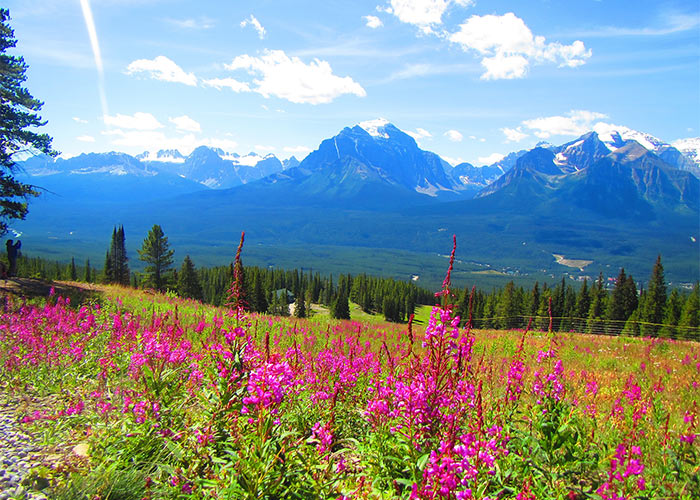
[[14, 120, 700, 288]]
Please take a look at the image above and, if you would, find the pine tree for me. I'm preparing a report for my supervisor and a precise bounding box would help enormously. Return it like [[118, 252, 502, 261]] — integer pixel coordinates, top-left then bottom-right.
[[498, 281, 520, 330], [177, 255, 202, 300], [606, 269, 637, 335], [294, 291, 306, 318], [251, 273, 268, 313], [104, 226, 130, 285], [68, 257, 77, 281], [138, 224, 174, 291], [0, 9, 57, 235], [102, 251, 113, 284], [84, 259, 91, 283], [679, 283, 699, 339], [641, 255, 666, 336], [659, 288, 681, 338], [332, 289, 350, 320], [587, 273, 606, 334], [530, 282, 540, 318]]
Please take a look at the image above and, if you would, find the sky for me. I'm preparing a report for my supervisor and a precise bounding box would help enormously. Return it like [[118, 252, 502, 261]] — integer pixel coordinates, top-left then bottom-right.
[[5, 0, 700, 166]]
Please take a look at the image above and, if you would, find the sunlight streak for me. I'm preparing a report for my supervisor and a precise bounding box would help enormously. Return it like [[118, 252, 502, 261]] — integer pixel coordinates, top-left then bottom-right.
[[79, 0, 109, 118]]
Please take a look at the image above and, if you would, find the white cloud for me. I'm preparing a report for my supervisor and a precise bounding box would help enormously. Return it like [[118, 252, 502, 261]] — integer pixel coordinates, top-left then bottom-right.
[[501, 126, 528, 142], [72, 117, 88, 124], [224, 49, 366, 104], [201, 77, 251, 93], [364, 15, 383, 28], [103, 128, 238, 156], [522, 110, 607, 138], [166, 17, 215, 29], [480, 53, 529, 80], [478, 152, 505, 165], [169, 115, 201, 133], [76, 135, 95, 142], [240, 15, 266, 39], [406, 127, 432, 142], [449, 13, 592, 79], [125, 55, 197, 86], [441, 155, 465, 166], [383, 0, 474, 32], [444, 129, 463, 142], [254, 145, 276, 152], [103, 112, 163, 130]]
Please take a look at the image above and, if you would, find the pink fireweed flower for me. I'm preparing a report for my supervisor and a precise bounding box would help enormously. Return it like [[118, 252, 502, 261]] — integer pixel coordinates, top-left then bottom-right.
[[241, 361, 297, 415], [311, 420, 334, 454]]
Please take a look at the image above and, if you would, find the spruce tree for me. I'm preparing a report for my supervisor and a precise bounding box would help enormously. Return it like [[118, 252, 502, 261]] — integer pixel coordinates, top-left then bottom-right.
[[332, 289, 350, 320], [84, 259, 91, 283], [294, 291, 306, 318], [0, 9, 57, 235], [69, 257, 77, 281], [660, 289, 681, 338], [104, 226, 130, 286], [138, 224, 174, 291], [530, 282, 540, 318], [177, 255, 202, 300], [102, 250, 113, 283], [605, 268, 628, 334], [679, 283, 699, 338], [642, 255, 667, 336]]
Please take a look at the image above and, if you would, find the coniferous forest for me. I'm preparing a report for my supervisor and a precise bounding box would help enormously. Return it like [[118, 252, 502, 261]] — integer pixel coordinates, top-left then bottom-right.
[[6, 226, 699, 339]]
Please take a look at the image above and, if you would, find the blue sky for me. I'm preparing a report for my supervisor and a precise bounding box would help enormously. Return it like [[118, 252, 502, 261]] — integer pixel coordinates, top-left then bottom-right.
[[6, 0, 699, 165]]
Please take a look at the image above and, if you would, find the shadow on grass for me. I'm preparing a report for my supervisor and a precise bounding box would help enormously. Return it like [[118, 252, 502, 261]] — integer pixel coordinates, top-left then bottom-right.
[[0, 277, 103, 306]]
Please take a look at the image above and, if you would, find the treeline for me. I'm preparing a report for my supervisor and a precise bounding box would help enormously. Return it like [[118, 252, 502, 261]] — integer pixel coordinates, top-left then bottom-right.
[[7, 225, 700, 337], [11, 236, 432, 323], [450, 256, 699, 340]]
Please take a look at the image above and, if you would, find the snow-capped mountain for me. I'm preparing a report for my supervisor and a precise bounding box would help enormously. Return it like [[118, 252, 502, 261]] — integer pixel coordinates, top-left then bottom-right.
[[475, 132, 698, 219], [593, 123, 699, 176], [254, 119, 474, 205], [137, 148, 291, 189]]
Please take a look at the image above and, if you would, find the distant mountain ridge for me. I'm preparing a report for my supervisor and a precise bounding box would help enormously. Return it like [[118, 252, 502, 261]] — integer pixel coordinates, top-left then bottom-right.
[[475, 132, 698, 220], [12, 120, 699, 287]]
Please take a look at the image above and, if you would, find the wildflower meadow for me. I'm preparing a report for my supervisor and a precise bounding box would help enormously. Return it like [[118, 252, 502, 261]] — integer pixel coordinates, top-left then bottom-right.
[[0, 239, 698, 499]]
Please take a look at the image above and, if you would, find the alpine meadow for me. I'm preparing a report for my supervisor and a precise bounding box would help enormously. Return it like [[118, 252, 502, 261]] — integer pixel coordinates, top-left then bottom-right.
[[1, 2, 699, 500]]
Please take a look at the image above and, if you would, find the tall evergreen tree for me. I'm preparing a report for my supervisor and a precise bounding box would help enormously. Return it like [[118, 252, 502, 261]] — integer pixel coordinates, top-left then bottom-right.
[[102, 250, 113, 283], [104, 226, 129, 285], [659, 289, 682, 338], [177, 255, 202, 300], [0, 9, 57, 235], [138, 224, 174, 291], [641, 255, 667, 336], [498, 281, 521, 330], [332, 289, 350, 320], [69, 257, 77, 281], [679, 283, 699, 338], [294, 291, 306, 318], [606, 269, 637, 334], [84, 258, 91, 283], [530, 282, 540, 318], [587, 273, 606, 333]]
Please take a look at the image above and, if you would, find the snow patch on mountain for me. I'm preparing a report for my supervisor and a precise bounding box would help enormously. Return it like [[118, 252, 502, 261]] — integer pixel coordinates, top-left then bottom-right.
[[593, 123, 664, 152], [672, 137, 700, 165], [138, 149, 186, 163], [358, 118, 390, 139]]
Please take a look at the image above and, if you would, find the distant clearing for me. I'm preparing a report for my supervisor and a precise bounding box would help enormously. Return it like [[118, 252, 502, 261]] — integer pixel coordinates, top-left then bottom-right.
[[552, 253, 593, 270], [472, 269, 508, 276]]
